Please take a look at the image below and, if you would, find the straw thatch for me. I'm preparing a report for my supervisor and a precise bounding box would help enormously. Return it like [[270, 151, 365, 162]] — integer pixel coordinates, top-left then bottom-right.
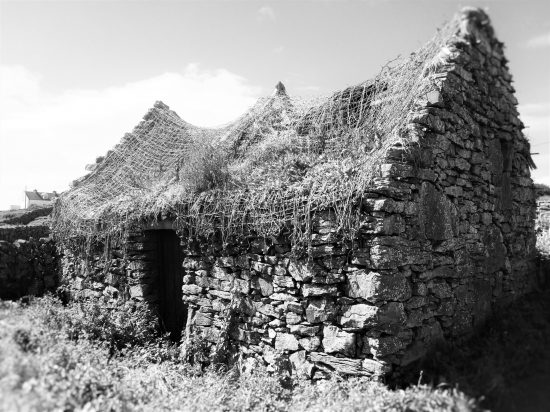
[[53, 14, 463, 248]]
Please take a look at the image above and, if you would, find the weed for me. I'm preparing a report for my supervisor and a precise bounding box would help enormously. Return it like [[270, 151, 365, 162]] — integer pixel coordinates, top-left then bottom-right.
[[0, 296, 481, 411]]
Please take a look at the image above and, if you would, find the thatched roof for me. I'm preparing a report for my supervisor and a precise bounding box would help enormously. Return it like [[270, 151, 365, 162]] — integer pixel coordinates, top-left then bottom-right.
[[54, 8, 491, 243]]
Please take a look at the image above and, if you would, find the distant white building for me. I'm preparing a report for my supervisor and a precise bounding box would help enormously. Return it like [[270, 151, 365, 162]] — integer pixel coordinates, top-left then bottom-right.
[[24, 190, 59, 209], [9, 205, 21, 210]]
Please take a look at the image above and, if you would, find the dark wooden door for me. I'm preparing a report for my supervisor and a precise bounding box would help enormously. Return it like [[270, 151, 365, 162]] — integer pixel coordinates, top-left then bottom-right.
[[157, 230, 186, 342]]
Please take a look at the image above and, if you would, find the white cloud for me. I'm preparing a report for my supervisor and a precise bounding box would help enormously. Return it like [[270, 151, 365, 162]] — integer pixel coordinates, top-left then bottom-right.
[[272, 45, 285, 54], [526, 32, 550, 48], [518, 102, 550, 184], [257, 5, 276, 22], [0, 64, 261, 210]]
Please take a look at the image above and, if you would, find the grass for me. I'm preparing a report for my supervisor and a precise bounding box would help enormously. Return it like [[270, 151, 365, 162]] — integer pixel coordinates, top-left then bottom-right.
[[1, 221, 548, 411], [0, 296, 479, 412]]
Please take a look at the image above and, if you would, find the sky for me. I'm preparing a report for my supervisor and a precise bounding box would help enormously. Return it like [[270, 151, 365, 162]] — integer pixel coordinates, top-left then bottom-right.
[[0, 0, 548, 210]]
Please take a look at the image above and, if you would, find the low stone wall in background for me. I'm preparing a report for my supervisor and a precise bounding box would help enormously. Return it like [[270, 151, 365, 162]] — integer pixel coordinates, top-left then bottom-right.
[[0, 224, 59, 300], [0, 225, 50, 243]]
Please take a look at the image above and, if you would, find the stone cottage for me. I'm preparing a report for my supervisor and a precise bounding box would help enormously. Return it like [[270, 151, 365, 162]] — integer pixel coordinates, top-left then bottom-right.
[[54, 8, 538, 378]]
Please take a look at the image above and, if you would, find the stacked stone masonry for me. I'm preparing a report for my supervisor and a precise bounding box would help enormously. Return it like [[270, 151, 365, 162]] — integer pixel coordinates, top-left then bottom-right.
[[60, 11, 538, 378], [0, 233, 58, 300]]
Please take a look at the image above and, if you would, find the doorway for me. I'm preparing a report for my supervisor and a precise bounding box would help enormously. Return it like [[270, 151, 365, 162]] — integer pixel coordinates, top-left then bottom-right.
[[153, 229, 186, 342]]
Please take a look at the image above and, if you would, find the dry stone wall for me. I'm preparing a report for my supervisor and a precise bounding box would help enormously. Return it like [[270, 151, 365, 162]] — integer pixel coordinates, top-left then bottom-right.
[[0, 225, 50, 243], [0, 236, 58, 300], [0, 223, 59, 300], [392, 17, 538, 363]]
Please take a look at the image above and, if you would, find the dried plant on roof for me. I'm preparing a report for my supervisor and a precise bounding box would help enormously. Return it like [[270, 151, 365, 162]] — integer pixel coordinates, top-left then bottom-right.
[[53, 16, 462, 250]]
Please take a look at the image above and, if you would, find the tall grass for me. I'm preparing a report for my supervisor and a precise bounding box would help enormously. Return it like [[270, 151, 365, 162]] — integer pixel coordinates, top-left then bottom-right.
[[0, 297, 479, 412]]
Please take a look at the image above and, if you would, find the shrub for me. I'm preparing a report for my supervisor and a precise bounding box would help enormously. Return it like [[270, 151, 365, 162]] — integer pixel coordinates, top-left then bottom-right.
[[0, 296, 482, 411], [39, 296, 158, 350], [181, 142, 231, 194], [12, 328, 40, 353]]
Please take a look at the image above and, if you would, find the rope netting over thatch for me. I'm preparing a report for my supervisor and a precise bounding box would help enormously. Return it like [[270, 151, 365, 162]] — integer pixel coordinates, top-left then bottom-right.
[[53, 15, 466, 247]]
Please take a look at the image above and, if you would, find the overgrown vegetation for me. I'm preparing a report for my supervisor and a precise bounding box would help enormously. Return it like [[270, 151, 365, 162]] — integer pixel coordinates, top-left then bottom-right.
[[0, 296, 480, 411], [2, 222, 550, 411], [52, 15, 462, 250]]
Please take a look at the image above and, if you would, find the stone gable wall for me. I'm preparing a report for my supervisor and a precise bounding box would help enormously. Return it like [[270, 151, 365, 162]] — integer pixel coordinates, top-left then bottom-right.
[[392, 20, 538, 365]]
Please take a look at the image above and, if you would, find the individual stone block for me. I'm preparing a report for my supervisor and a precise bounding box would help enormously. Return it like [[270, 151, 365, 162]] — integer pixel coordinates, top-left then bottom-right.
[[251, 276, 273, 297], [275, 332, 299, 351], [194, 312, 213, 327], [418, 182, 458, 241], [251, 261, 273, 276], [299, 336, 321, 351], [182, 258, 201, 270], [235, 255, 250, 268], [289, 350, 315, 379], [378, 302, 406, 327], [129, 284, 144, 299], [286, 312, 302, 325], [362, 358, 392, 375], [319, 255, 347, 270], [310, 244, 346, 258], [288, 261, 321, 282], [419, 265, 456, 280], [273, 275, 295, 288], [369, 238, 428, 269], [311, 272, 346, 285], [284, 301, 303, 314], [428, 280, 453, 299], [302, 284, 338, 297], [405, 296, 428, 309], [273, 265, 287, 276], [103, 285, 119, 298], [219, 280, 232, 292], [346, 270, 411, 302], [216, 257, 234, 267], [322, 325, 356, 356], [255, 302, 281, 318], [264, 255, 278, 265], [233, 278, 250, 294], [350, 249, 370, 266], [271, 293, 298, 302], [305, 297, 335, 323], [211, 266, 232, 281], [380, 163, 415, 179], [289, 324, 321, 337], [339, 304, 378, 329], [209, 290, 231, 300], [482, 226, 507, 272], [363, 335, 405, 357], [367, 198, 405, 214], [308, 352, 366, 376], [105, 273, 121, 286]]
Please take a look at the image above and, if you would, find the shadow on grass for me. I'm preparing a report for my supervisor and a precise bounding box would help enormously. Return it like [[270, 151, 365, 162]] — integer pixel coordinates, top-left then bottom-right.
[[399, 284, 550, 411]]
